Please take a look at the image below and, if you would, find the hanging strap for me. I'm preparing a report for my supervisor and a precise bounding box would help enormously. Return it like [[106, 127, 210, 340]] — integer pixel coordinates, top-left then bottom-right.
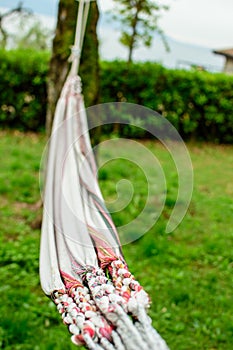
[[69, 0, 93, 76]]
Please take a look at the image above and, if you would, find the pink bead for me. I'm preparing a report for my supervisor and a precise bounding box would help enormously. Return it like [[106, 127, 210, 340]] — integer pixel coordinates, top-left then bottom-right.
[[71, 334, 85, 345], [99, 325, 113, 340], [83, 323, 95, 338], [122, 291, 131, 300]]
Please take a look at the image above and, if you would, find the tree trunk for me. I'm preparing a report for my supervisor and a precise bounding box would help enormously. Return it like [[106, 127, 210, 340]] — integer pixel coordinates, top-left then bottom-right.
[[128, 42, 133, 64], [46, 0, 99, 135], [127, 7, 140, 64]]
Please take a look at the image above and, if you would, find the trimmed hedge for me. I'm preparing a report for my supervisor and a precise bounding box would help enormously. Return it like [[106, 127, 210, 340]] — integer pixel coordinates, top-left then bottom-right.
[[0, 50, 233, 142], [100, 61, 233, 143], [0, 49, 49, 131]]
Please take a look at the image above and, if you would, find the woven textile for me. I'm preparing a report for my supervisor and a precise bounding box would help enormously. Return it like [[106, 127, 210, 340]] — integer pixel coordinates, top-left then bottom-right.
[[40, 75, 169, 350]]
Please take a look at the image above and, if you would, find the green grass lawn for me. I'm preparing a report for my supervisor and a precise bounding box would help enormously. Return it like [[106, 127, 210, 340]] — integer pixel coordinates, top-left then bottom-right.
[[0, 131, 232, 349]]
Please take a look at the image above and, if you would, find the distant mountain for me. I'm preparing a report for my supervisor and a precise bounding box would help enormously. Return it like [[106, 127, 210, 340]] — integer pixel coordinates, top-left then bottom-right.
[[98, 12, 224, 72]]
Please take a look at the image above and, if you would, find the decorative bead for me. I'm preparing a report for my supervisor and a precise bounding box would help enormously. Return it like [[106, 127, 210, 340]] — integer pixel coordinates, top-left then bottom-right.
[[69, 324, 80, 335], [104, 284, 115, 294], [91, 316, 104, 328], [70, 309, 78, 318], [127, 298, 137, 313], [122, 291, 131, 300], [83, 321, 95, 338], [99, 326, 113, 340], [71, 334, 85, 345], [85, 310, 96, 319], [121, 285, 128, 292], [109, 294, 118, 303], [118, 268, 128, 276], [122, 278, 131, 286], [76, 313, 85, 319], [76, 317, 84, 328], [123, 271, 131, 278], [135, 290, 149, 305]]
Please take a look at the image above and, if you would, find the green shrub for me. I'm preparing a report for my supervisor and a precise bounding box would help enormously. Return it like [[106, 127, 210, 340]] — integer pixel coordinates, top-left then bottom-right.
[[0, 49, 49, 131], [100, 61, 233, 143], [0, 51, 233, 143]]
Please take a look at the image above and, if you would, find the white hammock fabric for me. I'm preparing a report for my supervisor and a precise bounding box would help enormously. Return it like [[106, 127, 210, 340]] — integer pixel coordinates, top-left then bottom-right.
[[40, 74, 169, 350], [40, 1, 170, 349]]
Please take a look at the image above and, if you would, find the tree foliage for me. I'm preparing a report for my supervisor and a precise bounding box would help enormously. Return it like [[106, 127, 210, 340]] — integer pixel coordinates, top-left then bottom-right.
[[0, 49, 49, 131], [12, 19, 53, 51], [0, 2, 31, 48], [112, 0, 169, 63], [0, 2, 52, 51]]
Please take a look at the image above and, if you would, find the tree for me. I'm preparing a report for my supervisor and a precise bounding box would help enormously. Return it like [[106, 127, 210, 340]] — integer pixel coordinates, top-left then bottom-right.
[[0, 2, 31, 48], [46, 0, 100, 135], [13, 19, 53, 51], [112, 0, 169, 63], [0, 2, 52, 51]]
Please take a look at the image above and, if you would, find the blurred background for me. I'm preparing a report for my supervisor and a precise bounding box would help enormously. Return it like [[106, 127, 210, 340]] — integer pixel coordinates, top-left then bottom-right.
[[1, 0, 233, 70], [0, 1, 232, 349]]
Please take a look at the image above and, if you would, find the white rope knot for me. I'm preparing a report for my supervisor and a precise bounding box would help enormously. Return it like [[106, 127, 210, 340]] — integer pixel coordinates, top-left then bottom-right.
[[61, 75, 82, 95], [68, 46, 81, 63]]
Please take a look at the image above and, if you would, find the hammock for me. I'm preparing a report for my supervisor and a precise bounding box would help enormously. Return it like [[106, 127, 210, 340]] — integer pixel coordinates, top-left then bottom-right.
[[40, 1, 170, 349]]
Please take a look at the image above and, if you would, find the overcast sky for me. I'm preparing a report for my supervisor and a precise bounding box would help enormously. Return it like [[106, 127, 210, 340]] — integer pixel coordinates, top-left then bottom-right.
[[1, 0, 232, 49], [100, 0, 233, 49]]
